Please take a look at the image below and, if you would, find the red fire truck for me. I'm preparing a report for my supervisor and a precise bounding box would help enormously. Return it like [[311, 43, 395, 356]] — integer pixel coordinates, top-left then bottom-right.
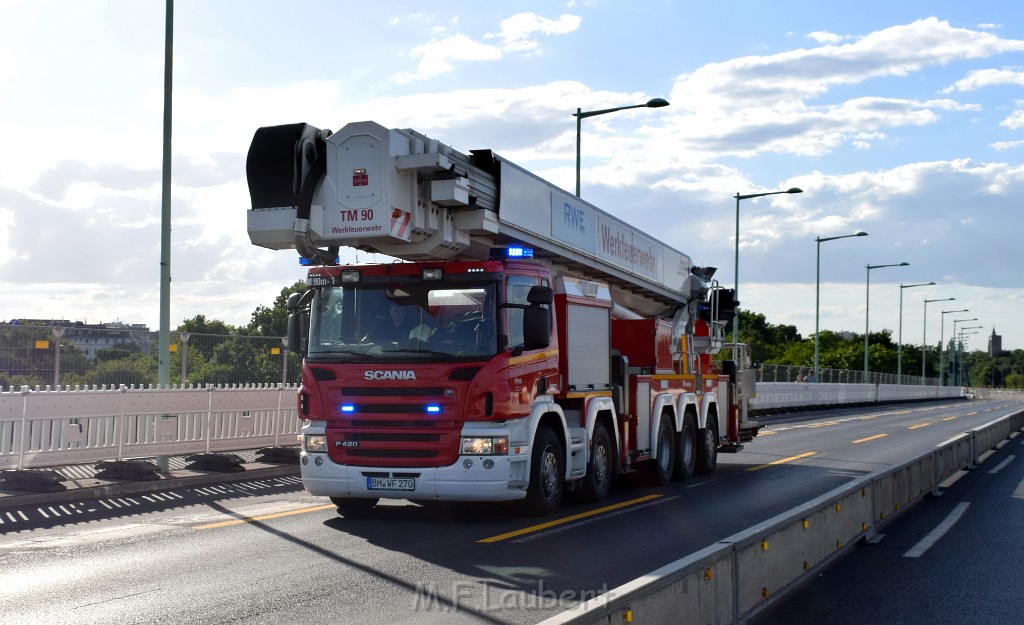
[[245, 121, 759, 516]]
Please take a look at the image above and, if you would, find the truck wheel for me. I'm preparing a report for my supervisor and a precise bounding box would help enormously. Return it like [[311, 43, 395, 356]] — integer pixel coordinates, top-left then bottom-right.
[[648, 416, 675, 486], [674, 412, 696, 481], [696, 415, 719, 475], [331, 497, 379, 518], [523, 425, 565, 516], [580, 422, 614, 503]]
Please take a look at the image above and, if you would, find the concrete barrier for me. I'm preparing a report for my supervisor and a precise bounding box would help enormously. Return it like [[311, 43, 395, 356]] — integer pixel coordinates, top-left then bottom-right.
[[540, 409, 1024, 625], [751, 382, 962, 412]]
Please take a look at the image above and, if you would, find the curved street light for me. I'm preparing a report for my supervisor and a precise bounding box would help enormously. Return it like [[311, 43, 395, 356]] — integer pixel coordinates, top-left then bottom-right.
[[864, 262, 909, 379], [922, 298, 956, 384], [939, 308, 968, 386], [951, 318, 978, 386], [814, 231, 868, 382], [574, 97, 669, 197], [898, 282, 934, 382], [733, 187, 803, 351], [957, 326, 984, 385]]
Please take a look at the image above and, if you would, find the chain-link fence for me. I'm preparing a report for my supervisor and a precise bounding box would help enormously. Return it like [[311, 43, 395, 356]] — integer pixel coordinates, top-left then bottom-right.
[[757, 363, 940, 386], [0, 323, 301, 390]]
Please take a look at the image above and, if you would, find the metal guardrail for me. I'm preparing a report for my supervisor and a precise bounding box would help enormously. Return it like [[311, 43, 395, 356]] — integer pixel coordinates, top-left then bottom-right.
[[540, 409, 1024, 625], [0, 385, 300, 471]]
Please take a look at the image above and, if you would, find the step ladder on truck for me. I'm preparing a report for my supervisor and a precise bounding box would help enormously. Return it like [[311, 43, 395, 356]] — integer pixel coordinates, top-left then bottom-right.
[[245, 120, 761, 516]]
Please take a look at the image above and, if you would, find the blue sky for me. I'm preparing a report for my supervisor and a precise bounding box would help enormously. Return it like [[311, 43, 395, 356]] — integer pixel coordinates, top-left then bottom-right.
[[1, 0, 1022, 354]]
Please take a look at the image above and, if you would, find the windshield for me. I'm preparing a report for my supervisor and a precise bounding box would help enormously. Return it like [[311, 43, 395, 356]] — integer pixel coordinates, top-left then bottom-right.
[[308, 281, 498, 362]]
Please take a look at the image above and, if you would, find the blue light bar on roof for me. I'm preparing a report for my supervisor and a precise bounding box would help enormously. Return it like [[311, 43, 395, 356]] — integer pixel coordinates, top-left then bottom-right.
[[491, 246, 534, 259], [300, 255, 341, 266]]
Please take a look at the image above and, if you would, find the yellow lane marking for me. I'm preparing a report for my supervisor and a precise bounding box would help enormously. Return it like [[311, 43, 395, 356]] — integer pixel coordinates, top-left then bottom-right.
[[758, 430, 778, 436], [477, 494, 663, 543], [194, 504, 337, 530], [908, 423, 931, 430], [967, 411, 978, 416], [805, 421, 838, 428], [746, 451, 817, 472], [943, 416, 959, 422], [852, 433, 888, 444]]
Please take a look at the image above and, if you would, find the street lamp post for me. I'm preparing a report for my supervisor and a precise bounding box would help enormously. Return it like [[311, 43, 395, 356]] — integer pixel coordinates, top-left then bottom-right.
[[922, 298, 956, 384], [864, 262, 909, 380], [951, 318, 977, 386], [734, 187, 803, 350], [957, 327, 983, 385], [939, 308, 968, 385], [814, 231, 868, 382], [574, 97, 669, 197], [898, 282, 934, 382]]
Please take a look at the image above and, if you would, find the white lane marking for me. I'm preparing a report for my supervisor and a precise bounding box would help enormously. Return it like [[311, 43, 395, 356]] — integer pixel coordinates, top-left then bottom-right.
[[989, 455, 1016, 474], [903, 502, 971, 558]]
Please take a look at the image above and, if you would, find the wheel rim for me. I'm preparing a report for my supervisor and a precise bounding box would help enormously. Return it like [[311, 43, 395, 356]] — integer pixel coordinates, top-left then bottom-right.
[[593, 441, 609, 486], [704, 425, 717, 463], [541, 447, 560, 498]]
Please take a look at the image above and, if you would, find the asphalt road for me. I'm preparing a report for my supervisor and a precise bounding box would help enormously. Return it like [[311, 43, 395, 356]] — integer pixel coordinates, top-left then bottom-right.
[[750, 407, 1024, 625], [1, 397, 1020, 624]]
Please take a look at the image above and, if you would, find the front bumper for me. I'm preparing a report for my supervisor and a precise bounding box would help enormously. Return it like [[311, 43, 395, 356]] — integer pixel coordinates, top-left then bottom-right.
[[299, 450, 530, 502]]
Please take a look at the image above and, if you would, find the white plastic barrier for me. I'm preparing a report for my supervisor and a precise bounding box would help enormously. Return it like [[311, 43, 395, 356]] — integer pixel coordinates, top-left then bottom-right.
[[751, 382, 962, 411], [0, 385, 300, 471], [540, 409, 1024, 625]]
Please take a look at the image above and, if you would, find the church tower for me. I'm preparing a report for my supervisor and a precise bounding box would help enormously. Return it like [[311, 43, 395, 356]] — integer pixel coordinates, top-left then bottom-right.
[[988, 327, 1003, 357]]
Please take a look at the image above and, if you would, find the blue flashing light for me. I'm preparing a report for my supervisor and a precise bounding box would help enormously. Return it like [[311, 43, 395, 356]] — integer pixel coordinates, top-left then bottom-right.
[[300, 255, 341, 266], [507, 246, 533, 258], [490, 246, 534, 260], [425, 405, 441, 414], [340, 404, 355, 413]]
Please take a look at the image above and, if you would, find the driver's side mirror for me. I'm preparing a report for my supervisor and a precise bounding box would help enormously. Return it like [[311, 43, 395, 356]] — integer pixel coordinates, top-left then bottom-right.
[[285, 291, 312, 355]]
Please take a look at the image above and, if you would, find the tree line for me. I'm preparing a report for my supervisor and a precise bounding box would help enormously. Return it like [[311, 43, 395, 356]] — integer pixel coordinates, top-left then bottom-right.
[[3, 282, 1019, 389], [737, 310, 1024, 388]]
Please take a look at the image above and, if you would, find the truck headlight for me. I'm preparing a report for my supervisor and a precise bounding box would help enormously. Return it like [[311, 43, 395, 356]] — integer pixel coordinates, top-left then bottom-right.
[[461, 436, 508, 456], [304, 434, 327, 453]]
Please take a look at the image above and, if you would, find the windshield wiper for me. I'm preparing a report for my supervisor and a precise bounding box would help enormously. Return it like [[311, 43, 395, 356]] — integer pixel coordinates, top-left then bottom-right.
[[307, 349, 375, 362], [382, 348, 457, 360]]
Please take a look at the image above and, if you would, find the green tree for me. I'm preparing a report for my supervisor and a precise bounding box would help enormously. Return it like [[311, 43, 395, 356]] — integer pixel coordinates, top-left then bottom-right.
[[736, 310, 802, 364], [246, 280, 307, 337], [78, 353, 158, 387], [177, 315, 236, 336]]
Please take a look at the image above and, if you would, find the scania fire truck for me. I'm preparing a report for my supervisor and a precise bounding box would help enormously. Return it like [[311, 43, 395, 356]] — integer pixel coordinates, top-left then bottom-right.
[[245, 121, 759, 516]]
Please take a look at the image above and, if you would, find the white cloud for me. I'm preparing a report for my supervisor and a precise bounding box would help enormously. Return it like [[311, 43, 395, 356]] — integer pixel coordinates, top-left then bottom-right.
[[392, 34, 502, 84], [487, 13, 582, 52], [999, 109, 1024, 129], [992, 138, 1024, 150], [807, 31, 849, 44], [942, 67, 1024, 92]]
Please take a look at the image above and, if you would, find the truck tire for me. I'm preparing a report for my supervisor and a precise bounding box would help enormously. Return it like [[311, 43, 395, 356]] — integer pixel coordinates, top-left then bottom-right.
[[674, 412, 696, 481], [649, 416, 675, 486], [696, 415, 719, 475], [579, 422, 614, 503], [523, 425, 565, 515], [331, 497, 378, 518]]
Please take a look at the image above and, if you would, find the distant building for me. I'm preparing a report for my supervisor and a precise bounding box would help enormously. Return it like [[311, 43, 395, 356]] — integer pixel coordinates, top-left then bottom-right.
[[988, 327, 1005, 357], [17, 319, 153, 359]]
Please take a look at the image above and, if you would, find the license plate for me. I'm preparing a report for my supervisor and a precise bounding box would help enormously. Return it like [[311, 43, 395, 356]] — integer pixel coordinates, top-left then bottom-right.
[[367, 477, 416, 491]]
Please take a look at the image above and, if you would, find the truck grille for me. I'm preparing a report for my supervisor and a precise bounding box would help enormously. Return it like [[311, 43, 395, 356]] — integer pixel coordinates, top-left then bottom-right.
[[326, 387, 460, 467]]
